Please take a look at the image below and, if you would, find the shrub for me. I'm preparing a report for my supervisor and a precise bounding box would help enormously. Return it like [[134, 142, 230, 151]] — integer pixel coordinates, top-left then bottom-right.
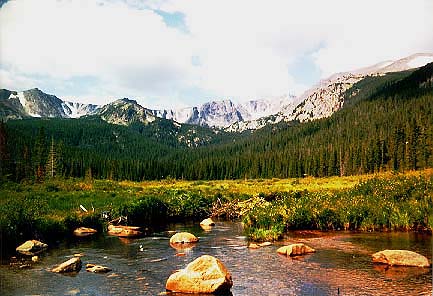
[[116, 196, 168, 226]]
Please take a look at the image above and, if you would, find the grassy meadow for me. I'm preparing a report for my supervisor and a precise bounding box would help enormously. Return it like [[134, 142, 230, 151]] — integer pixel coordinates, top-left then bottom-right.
[[1, 170, 432, 254]]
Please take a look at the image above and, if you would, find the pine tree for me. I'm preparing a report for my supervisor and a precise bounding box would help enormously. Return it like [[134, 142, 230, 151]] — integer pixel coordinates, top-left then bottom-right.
[[0, 120, 9, 180], [34, 127, 46, 181], [46, 137, 57, 178]]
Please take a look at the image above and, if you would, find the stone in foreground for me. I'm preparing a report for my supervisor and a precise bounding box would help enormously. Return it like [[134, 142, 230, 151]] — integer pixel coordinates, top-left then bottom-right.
[[73, 227, 97, 237], [51, 257, 82, 273], [16, 240, 48, 256], [86, 263, 112, 273], [372, 250, 430, 268], [200, 218, 216, 227], [169, 232, 199, 244], [166, 255, 233, 294], [277, 243, 316, 256]]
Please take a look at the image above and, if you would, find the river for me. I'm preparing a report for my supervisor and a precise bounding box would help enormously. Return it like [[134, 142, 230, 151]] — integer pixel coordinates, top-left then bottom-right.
[[0, 221, 431, 295]]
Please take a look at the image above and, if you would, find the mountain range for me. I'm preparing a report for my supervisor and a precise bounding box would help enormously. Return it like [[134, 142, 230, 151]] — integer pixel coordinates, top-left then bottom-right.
[[1, 53, 433, 132], [2, 56, 433, 181]]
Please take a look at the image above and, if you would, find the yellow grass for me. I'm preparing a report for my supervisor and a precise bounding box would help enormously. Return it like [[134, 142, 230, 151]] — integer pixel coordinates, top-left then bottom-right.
[[116, 169, 433, 196]]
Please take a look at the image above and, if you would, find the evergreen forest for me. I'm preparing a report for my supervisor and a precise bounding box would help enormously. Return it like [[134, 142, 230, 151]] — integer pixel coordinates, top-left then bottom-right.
[[1, 63, 433, 182]]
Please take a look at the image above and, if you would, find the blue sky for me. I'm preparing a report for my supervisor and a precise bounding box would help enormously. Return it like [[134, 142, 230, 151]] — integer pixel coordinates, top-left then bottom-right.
[[1, 0, 432, 108]]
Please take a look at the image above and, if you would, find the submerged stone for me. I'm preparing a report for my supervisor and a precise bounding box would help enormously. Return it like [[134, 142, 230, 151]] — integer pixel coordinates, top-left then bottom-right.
[[372, 250, 430, 268], [277, 243, 316, 256], [86, 263, 112, 273], [107, 225, 142, 237]]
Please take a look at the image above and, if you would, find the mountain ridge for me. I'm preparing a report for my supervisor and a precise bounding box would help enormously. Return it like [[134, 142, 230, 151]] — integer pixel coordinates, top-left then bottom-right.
[[3, 61, 433, 181], [226, 53, 433, 132], [1, 53, 432, 131]]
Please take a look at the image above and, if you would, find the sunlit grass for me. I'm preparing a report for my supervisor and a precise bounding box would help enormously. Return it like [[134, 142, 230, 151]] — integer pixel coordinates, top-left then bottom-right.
[[1, 169, 432, 250], [118, 172, 375, 195]]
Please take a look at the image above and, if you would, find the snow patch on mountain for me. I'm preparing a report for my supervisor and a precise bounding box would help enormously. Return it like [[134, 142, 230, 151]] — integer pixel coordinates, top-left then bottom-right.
[[63, 101, 99, 118]]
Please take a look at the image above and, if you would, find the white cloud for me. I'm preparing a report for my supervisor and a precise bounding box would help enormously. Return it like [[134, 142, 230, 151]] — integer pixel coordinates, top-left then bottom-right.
[[1, 0, 432, 107], [0, 0, 196, 105]]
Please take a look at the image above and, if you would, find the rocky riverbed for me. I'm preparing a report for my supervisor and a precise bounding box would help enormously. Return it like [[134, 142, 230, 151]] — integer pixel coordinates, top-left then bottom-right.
[[0, 221, 431, 295]]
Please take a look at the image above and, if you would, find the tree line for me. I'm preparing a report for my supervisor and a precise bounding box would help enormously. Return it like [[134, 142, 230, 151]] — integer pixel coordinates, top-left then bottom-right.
[[1, 63, 433, 182]]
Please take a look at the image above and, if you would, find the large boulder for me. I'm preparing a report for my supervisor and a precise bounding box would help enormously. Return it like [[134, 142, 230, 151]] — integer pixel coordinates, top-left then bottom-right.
[[372, 250, 430, 268], [73, 227, 97, 237], [16, 240, 48, 256], [51, 257, 82, 273], [169, 232, 199, 244], [166, 255, 233, 294], [107, 225, 142, 237], [277, 243, 316, 257]]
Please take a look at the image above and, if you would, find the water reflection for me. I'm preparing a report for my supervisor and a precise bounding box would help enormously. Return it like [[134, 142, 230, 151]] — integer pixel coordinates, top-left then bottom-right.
[[0, 222, 431, 295]]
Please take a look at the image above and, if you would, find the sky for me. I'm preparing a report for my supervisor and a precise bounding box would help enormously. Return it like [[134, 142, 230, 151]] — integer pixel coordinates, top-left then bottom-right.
[[0, 0, 432, 109]]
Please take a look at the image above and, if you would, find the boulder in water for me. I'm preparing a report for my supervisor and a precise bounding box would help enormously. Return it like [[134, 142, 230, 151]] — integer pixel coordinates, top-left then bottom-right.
[[200, 218, 215, 227], [248, 243, 260, 249], [372, 250, 430, 267], [107, 225, 142, 237], [169, 232, 199, 244], [16, 240, 48, 256], [51, 257, 82, 273], [73, 227, 97, 237], [277, 243, 316, 256], [166, 255, 233, 294], [86, 263, 112, 273]]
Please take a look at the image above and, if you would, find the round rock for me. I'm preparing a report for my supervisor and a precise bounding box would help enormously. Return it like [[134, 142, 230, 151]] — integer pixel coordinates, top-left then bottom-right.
[[169, 232, 199, 244], [166, 255, 233, 294]]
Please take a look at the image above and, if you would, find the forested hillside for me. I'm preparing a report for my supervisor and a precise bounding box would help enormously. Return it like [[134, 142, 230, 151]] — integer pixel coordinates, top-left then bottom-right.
[[1, 63, 432, 181]]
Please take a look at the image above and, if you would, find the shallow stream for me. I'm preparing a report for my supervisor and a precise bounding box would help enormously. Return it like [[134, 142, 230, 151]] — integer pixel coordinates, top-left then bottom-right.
[[0, 221, 431, 295]]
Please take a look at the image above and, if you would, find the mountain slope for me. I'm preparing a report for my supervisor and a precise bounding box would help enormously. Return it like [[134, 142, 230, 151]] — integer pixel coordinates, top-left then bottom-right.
[[1, 53, 432, 132], [63, 101, 99, 118], [0, 89, 27, 120], [3, 62, 433, 181], [152, 95, 296, 128], [227, 53, 433, 132], [0, 88, 99, 120], [97, 98, 156, 126]]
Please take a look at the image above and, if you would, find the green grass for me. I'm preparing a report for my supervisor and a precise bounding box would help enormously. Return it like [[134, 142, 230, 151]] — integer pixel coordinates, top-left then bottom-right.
[[241, 172, 433, 241], [1, 170, 432, 253]]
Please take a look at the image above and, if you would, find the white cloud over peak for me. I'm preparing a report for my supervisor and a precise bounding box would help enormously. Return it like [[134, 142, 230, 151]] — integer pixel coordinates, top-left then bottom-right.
[[0, 0, 197, 105], [1, 0, 432, 107]]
